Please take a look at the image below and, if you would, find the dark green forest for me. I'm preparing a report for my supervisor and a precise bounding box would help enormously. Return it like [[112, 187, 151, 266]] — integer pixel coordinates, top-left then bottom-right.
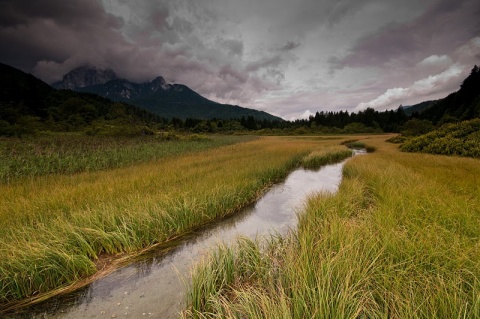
[[416, 65, 480, 123], [0, 63, 164, 136]]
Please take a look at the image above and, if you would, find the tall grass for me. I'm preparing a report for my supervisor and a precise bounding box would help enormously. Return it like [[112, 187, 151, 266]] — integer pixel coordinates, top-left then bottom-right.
[[185, 135, 480, 318], [0, 135, 357, 311], [301, 145, 353, 170], [0, 134, 252, 183]]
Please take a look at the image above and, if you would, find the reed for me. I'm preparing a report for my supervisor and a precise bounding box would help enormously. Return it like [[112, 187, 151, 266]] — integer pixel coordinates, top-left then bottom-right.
[[0, 134, 252, 183], [301, 145, 353, 169], [185, 135, 480, 318], [0, 135, 357, 310]]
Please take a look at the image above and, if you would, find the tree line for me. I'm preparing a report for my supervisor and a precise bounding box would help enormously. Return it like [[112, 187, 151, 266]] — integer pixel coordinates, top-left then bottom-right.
[[2, 62, 478, 137], [163, 107, 408, 134]]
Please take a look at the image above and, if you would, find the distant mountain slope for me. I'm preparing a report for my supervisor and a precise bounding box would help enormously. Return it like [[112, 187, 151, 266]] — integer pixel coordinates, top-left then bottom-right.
[[0, 63, 162, 136], [417, 65, 480, 123], [53, 66, 283, 121], [401, 100, 437, 116], [52, 66, 117, 90], [0, 62, 53, 119]]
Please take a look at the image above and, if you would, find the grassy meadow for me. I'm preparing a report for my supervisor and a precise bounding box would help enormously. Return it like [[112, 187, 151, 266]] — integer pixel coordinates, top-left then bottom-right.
[[185, 135, 480, 318], [0, 134, 357, 311], [0, 133, 253, 183]]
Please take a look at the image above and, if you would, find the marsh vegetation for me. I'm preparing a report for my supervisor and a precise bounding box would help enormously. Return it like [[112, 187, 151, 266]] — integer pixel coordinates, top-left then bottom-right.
[[0, 134, 251, 182], [399, 118, 480, 157], [185, 135, 480, 318], [0, 135, 356, 312], [3, 132, 479, 318]]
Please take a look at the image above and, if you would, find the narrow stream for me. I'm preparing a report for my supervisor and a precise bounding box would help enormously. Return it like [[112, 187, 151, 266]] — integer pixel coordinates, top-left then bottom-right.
[[11, 150, 364, 319]]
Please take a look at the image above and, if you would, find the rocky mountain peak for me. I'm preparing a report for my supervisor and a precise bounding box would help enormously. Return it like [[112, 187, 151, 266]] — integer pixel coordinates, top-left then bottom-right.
[[151, 76, 167, 85], [150, 76, 169, 91], [52, 65, 117, 90], [44, 64, 282, 121]]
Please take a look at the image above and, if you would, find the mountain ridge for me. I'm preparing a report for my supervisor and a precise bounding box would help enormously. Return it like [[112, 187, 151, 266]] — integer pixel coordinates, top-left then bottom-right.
[[0, 62, 165, 136], [401, 100, 438, 116], [417, 65, 480, 123], [53, 66, 282, 121], [52, 66, 118, 90]]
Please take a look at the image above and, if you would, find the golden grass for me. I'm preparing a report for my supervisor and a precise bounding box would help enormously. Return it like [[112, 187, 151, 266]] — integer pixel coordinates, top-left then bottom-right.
[[185, 134, 480, 318], [0, 135, 358, 310], [301, 145, 353, 169]]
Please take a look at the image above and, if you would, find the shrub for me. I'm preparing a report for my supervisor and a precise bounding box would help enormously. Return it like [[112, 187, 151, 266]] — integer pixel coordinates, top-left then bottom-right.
[[386, 135, 407, 144], [400, 119, 480, 157]]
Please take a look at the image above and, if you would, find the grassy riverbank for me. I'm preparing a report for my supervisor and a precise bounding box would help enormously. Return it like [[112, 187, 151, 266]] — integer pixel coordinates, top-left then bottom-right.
[[185, 135, 480, 318], [0, 135, 356, 311]]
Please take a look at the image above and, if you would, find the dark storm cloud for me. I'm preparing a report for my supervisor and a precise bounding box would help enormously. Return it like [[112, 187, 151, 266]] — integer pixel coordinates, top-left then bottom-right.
[[218, 65, 248, 84], [0, 1, 199, 84], [0, 0, 120, 27], [0, 0, 127, 81], [279, 41, 300, 52], [333, 0, 480, 70], [216, 38, 244, 57], [246, 56, 283, 73], [0, 0, 286, 106], [324, 0, 370, 26], [1, 0, 478, 118]]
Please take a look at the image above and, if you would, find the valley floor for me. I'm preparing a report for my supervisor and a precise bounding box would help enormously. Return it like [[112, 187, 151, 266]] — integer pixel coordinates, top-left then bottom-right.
[[0, 134, 356, 312], [185, 135, 480, 318]]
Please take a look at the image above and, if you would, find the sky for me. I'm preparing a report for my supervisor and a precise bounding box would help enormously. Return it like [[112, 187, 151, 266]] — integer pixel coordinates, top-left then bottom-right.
[[1, 0, 479, 120]]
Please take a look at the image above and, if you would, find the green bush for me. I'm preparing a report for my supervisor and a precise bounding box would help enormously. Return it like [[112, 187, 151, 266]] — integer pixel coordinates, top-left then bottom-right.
[[400, 118, 435, 136], [386, 135, 408, 144], [400, 119, 480, 157], [343, 122, 379, 133]]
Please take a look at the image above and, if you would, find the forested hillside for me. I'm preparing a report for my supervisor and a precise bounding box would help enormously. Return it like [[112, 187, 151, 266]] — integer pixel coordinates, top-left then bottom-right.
[[0, 63, 163, 136], [395, 65, 480, 158], [418, 65, 480, 123]]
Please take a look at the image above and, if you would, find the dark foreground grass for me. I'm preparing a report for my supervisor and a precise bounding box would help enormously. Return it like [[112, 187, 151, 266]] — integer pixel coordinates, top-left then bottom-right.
[[185, 135, 480, 318]]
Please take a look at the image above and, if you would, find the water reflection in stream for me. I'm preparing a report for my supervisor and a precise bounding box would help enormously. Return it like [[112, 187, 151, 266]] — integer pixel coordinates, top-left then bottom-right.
[[12, 151, 364, 319]]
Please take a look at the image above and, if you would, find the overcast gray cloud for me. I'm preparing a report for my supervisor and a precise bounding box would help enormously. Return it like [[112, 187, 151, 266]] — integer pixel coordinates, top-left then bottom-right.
[[0, 0, 478, 119], [333, 0, 479, 70]]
